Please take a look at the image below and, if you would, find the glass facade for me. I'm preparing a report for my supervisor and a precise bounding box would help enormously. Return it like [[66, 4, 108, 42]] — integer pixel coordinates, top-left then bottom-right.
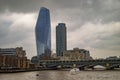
[[35, 7, 51, 57], [56, 23, 67, 56]]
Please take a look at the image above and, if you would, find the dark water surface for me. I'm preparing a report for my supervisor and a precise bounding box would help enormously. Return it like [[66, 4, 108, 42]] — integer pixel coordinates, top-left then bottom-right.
[[0, 70, 120, 80]]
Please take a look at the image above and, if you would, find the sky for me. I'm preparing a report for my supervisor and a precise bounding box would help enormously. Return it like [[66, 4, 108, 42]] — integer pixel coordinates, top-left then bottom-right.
[[0, 0, 120, 59]]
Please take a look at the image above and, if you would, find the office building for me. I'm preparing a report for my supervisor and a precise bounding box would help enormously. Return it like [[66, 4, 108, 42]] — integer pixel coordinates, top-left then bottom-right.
[[56, 23, 67, 57], [35, 7, 51, 59]]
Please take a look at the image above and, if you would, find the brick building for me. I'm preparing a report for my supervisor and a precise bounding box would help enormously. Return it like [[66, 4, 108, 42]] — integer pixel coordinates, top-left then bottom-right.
[[0, 47, 30, 69]]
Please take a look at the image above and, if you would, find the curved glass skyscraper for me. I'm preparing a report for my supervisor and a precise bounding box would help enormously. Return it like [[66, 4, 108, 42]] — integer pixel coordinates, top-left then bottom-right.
[[35, 7, 51, 58]]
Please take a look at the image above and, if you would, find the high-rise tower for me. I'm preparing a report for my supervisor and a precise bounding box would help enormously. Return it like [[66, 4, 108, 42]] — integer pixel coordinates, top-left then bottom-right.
[[35, 7, 51, 59], [56, 23, 67, 57]]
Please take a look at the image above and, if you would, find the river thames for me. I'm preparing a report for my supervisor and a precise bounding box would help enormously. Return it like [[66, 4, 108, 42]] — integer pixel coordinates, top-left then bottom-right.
[[0, 70, 120, 80]]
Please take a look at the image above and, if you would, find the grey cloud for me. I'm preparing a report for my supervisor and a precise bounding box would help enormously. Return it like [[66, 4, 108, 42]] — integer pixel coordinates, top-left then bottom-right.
[[89, 30, 120, 51], [0, 20, 12, 41], [50, 0, 120, 32], [0, 0, 45, 13], [93, 30, 120, 47], [1, 0, 120, 24], [67, 22, 120, 57], [0, 24, 31, 46], [0, 13, 35, 46]]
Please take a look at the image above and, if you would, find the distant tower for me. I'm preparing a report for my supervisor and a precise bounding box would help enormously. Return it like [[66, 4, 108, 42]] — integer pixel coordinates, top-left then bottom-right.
[[56, 23, 67, 57], [35, 7, 51, 59]]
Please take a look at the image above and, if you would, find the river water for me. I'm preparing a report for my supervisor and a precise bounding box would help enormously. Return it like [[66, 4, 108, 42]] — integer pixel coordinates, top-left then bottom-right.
[[0, 70, 120, 80]]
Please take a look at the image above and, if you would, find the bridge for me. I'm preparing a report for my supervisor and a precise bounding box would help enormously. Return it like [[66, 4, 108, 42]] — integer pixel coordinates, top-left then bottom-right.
[[39, 59, 120, 70]]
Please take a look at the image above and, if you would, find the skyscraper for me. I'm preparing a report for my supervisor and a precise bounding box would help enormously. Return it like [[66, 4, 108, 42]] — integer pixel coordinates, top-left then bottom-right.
[[35, 7, 51, 58], [56, 23, 67, 57]]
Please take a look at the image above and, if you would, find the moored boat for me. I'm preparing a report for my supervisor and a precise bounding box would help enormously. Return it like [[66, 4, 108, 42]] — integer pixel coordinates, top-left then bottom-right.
[[70, 68, 79, 75]]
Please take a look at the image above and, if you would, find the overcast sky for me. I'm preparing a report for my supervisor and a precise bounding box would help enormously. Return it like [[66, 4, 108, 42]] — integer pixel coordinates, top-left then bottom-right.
[[0, 0, 120, 59]]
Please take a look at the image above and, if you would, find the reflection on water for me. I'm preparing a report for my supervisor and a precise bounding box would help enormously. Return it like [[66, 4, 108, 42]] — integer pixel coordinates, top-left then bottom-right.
[[0, 70, 120, 80]]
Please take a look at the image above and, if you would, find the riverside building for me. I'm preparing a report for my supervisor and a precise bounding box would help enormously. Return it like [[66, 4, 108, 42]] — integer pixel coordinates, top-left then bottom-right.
[[56, 23, 67, 57], [0, 47, 30, 69]]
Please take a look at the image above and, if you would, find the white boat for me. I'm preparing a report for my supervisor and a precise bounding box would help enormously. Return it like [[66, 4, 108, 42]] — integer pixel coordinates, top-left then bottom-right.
[[70, 68, 79, 75]]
